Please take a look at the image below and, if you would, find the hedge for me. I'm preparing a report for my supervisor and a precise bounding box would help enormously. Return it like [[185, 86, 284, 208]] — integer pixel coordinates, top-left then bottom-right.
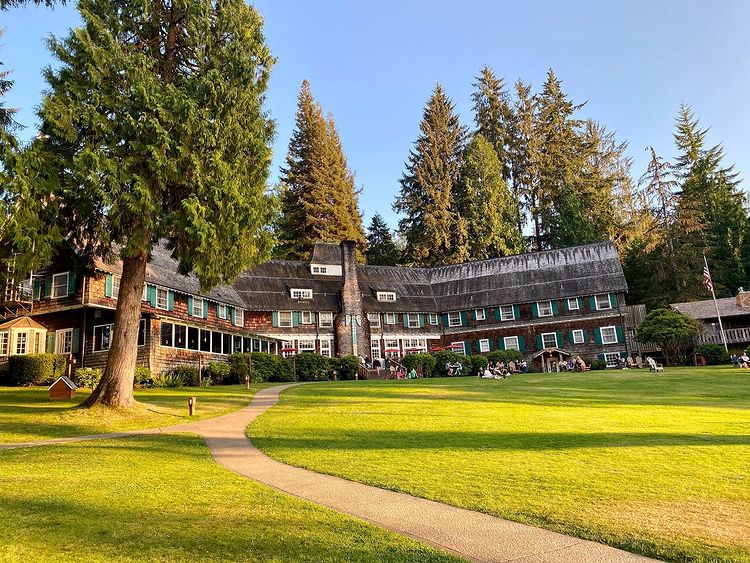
[[431, 350, 466, 377], [486, 349, 523, 365], [695, 343, 730, 365], [7, 353, 67, 386], [167, 365, 201, 386], [203, 362, 230, 385], [470, 355, 489, 375], [73, 367, 102, 389], [401, 353, 436, 376], [331, 355, 359, 380], [228, 353, 292, 383], [288, 352, 331, 382]]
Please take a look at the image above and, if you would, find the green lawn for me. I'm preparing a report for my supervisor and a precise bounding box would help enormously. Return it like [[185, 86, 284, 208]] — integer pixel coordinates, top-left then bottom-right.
[[0, 434, 459, 562], [249, 367, 750, 562], [0, 384, 266, 444]]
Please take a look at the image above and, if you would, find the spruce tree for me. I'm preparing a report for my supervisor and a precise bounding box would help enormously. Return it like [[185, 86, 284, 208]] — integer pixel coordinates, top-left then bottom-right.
[[277, 81, 365, 260], [394, 84, 468, 266], [456, 134, 524, 258], [0, 31, 17, 134], [6, 0, 276, 407], [365, 213, 400, 265]]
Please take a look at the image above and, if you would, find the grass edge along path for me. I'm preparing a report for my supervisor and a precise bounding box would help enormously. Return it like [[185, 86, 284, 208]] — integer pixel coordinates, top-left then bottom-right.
[[0, 383, 270, 444], [248, 368, 750, 563], [0, 433, 461, 562]]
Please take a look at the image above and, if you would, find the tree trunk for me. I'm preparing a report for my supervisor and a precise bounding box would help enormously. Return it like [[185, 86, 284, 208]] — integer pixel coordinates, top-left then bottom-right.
[[84, 253, 148, 408]]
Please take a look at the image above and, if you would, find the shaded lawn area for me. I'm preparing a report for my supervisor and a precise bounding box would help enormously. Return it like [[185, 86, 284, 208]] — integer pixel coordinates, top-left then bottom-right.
[[0, 434, 458, 562], [0, 384, 268, 444], [249, 367, 750, 562]]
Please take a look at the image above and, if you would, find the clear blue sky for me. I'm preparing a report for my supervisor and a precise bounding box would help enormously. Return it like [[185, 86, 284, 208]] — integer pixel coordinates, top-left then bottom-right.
[[3, 1, 750, 229]]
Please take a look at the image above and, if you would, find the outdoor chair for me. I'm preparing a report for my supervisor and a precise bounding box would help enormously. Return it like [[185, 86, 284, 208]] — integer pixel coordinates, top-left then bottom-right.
[[647, 357, 664, 372]]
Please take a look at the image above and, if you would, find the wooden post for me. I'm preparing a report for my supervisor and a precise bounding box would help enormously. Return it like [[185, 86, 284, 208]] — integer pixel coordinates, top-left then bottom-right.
[[188, 396, 196, 416], [245, 375, 250, 390], [198, 355, 203, 387]]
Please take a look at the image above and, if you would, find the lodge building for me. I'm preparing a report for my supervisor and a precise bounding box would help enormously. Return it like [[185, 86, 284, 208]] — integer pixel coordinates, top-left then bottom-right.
[[0, 239, 630, 373]]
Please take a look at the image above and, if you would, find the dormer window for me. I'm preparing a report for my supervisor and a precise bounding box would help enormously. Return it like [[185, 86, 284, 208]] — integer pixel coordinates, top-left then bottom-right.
[[311, 265, 327, 274], [376, 291, 396, 302], [291, 288, 313, 300]]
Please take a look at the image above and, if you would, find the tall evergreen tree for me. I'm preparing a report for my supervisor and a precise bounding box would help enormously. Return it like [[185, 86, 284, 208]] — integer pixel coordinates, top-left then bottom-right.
[[0, 31, 17, 135], [456, 133, 524, 258], [394, 84, 468, 266], [276, 81, 365, 260], [5, 0, 276, 407], [365, 213, 400, 265], [471, 67, 513, 182]]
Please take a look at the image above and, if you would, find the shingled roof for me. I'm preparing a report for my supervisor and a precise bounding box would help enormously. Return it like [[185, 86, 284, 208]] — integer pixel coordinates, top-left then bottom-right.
[[310, 243, 342, 265], [672, 297, 750, 320]]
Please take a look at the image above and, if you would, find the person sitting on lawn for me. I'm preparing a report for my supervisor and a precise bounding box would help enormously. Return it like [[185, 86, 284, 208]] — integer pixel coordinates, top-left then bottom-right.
[[519, 360, 528, 373], [407, 367, 418, 379], [635, 354, 643, 368], [481, 366, 494, 379]]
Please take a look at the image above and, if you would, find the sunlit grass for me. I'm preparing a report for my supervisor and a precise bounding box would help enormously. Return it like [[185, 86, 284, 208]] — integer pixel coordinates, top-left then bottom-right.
[[249, 367, 750, 562]]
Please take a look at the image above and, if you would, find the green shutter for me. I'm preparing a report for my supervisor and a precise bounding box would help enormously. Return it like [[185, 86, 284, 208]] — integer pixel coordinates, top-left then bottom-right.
[[513, 304, 520, 320], [44, 276, 53, 298], [67, 271, 77, 294], [215, 303, 221, 315], [460, 311, 468, 326], [498, 338, 505, 350], [168, 291, 175, 312], [441, 313, 449, 326], [594, 327, 602, 344], [272, 311, 279, 328], [597, 353, 605, 362], [147, 285, 157, 307], [518, 336, 525, 352], [419, 314, 425, 328], [616, 325, 625, 343], [34, 279, 42, 300], [610, 293, 618, 308], [472, 310, 477, 321], [187, 295, 194, 315], [403, 314, 409, 328], [464, 340, 472, 356], [568, 331, 574, 344], [589, 296, 597, 311], [486, 339, 492, 351], [230, 307, 236, 324], [494, 307, 500, 321], [531, 303, 538, 318], [578, 297, 584, 310], [203, 301, 208, 319], [551, 301, 559, 315], [556, 331, 564, 348], [104, 274, 113, 297], [72, 328, 80, 353], [293, 311, 301, 327], [46, 332, 56, 353], [535, 334, 543, 350], [583, 329, 589, 342]]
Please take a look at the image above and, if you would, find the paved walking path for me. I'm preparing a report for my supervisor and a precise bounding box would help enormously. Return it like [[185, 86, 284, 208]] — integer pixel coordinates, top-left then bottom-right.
[[1, 385, 657, 562]]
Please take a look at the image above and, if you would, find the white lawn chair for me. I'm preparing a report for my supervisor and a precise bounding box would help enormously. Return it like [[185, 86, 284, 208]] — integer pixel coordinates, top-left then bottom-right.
[[646, 357, 663, 373]]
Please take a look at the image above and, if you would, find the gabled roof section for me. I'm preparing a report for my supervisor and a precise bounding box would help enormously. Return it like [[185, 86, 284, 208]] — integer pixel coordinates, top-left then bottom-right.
[[310, 242, 342, 265], [359, 265, 438, 313], [49, 376, 77, 390], [429, 241, 628, 311], [0, 316, 46, 330], [672, 297, 750, 320]]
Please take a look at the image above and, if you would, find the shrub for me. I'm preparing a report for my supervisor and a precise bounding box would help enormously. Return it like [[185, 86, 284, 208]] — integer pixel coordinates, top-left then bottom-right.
[[152, 371, 185, 388], [0, 363, 9, 385], [167, 365, 200, 386], [289, 352, 331, 382], [487, 349, 524, 365], [470, 355, 489, 376], [695, 344, 730, 365], [401, 353, 436, 376], [431, 350, 466, 377], [134, 366, 153, 387], [588, 358, 607, 370], [227, 353, 252, 384], [331, 355, 359, 380], [203, 362, 231, 385], [74, 367, 102, 389], [7, 353, 67, 386], [227, 353, 290, 383]]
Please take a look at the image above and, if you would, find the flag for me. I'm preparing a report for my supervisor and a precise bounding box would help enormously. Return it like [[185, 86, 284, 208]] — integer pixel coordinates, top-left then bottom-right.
[[703, 264, 713, 293]]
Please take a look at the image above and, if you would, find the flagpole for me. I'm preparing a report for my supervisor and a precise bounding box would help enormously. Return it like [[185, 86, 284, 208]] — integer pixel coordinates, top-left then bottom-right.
[[704, 255, 728, 352]]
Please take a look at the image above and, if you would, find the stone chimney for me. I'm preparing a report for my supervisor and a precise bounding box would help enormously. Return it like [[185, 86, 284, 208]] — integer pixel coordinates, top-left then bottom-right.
[[736, 288, 750, 308], [335, 241, 366, 357]]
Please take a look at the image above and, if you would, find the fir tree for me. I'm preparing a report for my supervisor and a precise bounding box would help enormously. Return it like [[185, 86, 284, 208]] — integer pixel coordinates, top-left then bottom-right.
[[456, 134, 524, 258], [6, 0, 276, 407], [277, 81, 365, 260], [471, 67, 513, 182], [365, 213, 400, 265], [0, 30, 18, 134], [394, 84, 468, 266]]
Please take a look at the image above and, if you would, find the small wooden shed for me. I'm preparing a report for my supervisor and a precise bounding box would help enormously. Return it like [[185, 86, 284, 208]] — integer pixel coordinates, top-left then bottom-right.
[[49, 376, 77, 400]]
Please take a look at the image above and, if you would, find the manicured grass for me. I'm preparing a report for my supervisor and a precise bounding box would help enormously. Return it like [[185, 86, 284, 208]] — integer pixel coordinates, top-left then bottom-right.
[[0, 384, 267, 444], [0, 434, 459, 562], [249, 367, 750, 562]]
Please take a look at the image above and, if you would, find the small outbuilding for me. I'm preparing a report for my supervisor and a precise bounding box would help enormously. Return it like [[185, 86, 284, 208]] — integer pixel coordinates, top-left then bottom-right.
[[49, 376, 77, 400]]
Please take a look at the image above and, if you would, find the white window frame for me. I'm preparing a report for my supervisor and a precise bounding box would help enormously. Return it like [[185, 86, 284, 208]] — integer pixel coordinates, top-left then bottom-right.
[[499, 305, 515, 321], [478, 338, 490, 353], [541, 332, 558, 349], [537, 301, 553, 317], [448, 311, 462, 327], [428, 313, 438, 325], [278, 311, 293, 328], [281, 340, 294, 357], [604, 352, 622, 367], [52, 272, 69, 299], [217, 303, 228, 319], [15, 331, 28, 355], [452, 341, 467, 355], [376, 291, 396, 302], [190, 295, 203, 317], [504, 336, 520, 351], [595, 294, 612, 310], [95, 320, 146, 351], [407, 313, 420, 328], [367, 313, 381, 328], [142, 284, 148, 301], [320, 339, 332, 358], [56, 328, 74, 354], [301, 311, 315, 325], [384, 339, 399, 357], [234, 308, 244, 327], [319, 312, 334, 328], [475, 309, 486, 321], [572, 329, 585, 344], [291, 288, 313, 300], [297, 339, 315, 352], [567, 297, 579, 311], [312, 266, 327, 274], [155, 287, 169, 311], [385, 312, 397, 325], [112, 275, 121, 299], [370, 338, 381, 360], [600, 325, 618, 345], [0, 331, 8, 355], [403, 338, 427, 352]]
